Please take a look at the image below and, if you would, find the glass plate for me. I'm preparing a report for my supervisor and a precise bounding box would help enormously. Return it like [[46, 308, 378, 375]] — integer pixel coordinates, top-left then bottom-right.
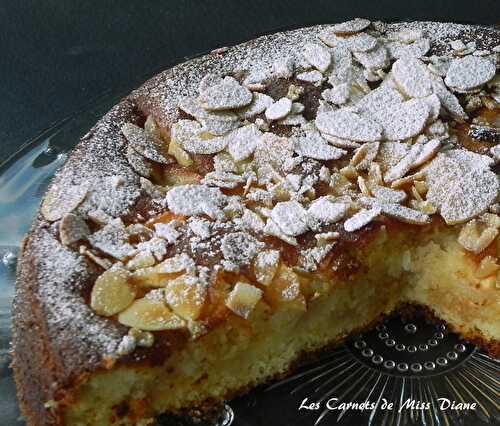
[[1, 92, 499, 426]]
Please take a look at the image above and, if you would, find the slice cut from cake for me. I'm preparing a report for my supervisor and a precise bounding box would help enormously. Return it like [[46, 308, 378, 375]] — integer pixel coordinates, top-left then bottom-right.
[[13, 19, 500, 426]]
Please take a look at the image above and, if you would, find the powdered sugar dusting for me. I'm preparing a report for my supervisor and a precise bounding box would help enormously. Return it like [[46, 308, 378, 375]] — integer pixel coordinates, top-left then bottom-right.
[[14, 21, 500, 373]]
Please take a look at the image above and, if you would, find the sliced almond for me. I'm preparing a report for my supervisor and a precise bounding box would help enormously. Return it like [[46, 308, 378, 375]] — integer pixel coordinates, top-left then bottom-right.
[[339, 165, 359, 180], [344, 207, 381, 232], [392, 57, 432, 98], [480, 213, 500, 229], [321, 133, 362, 149], [303, 43, 331, 72], [130, 267, 167, 288], [368, 163, 383, 185], [59, 213, 90, 246], [444, 56, 496, 91], [265, 97, 292, 121], [199, 76, 253, 111], [118, 298, 186, 331], [426, 155, 499, 224], [370, 185, 407, 204], [225, 282, 263, 319], [390, 171, 426, 189], [144, 115, 162, 139], [328, 18, 371, 35], [126, 145, 153, 178], [361, 197, 430, 224], [91, 268, 136, 317], [458, 220, 498, 254], [79, 246, 113, 270], [315, 110, 382, 142], [126, 252, 156, 271], [410, 199, 437, 215], [41, 184, 88, 222], [351, 142, 380, 170], [122, 123, 170, 164], [357, 176, 371, 196]]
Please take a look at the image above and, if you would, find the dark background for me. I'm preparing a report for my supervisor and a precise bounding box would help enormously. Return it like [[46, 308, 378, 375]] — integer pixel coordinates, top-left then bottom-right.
[[1, 0, 499, 162]]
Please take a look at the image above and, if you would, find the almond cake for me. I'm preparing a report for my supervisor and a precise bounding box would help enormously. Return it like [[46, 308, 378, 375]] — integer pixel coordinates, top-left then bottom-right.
[[12, 19, 500, 426]]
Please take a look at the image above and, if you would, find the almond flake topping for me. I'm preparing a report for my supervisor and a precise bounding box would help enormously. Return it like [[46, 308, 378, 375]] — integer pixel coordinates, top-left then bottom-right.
[[374, 98, 430, 141], [444, 56, 496, 91], [296, 70, 323, 83], [344, 206, 381, 232], [370, 185, 407, 204], [200, 118, 240, 136], [263, 219, 298, 246], [315, 110, 382, 142], [271, 201, 309, 236], [41, 181, 85, 225], [166, 184, 227, 220], [237, 92, 274, 119], [426, 155, 499, 224], [308, 197, 348, 227], [384, 143, 424, 183], [321, 133, 361, 149], [199, 76, 253, 111], [126, 145, 153, 178], [294, 132, 346, 161], [353, 45, 389, 71], [226, 124, 262, 161], [221, 232, 262, 266], [411, 138, 442, 168], [329, 18, 371, 34], [386, 38, 430, 60], [154, 222, 181, 244], [322, 84, 350, 105], [121, 123, 170, 164], [91, 267, 135, 317], [361, 197, 430, 224], [351, 142, 380, 170], [357, 87, 404, 116], [54, 21, 500, 345], [430, 75, 468, 121], [422, 94, 441, 123], [118, 298, 186, 331], [303, 43, 331, 72], [178, 97, 238, 122], [392, 57, 433, 98], [59, 213, 90, 246], [164, 274, 207, 321], [88, 218, 134, 261], [329, 47, 354, 84], [265, 97, 292, 121], [320, 31, 377, 52], [153, 254, 195, 274], [171, 120, 228, 155]]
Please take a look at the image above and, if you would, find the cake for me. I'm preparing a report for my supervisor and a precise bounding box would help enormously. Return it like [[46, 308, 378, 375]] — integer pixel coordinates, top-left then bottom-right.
[[12, 19, 500, 426]]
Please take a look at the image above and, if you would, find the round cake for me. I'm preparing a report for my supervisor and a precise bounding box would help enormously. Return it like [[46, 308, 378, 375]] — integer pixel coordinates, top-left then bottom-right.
[[12, 19, 500, 426]]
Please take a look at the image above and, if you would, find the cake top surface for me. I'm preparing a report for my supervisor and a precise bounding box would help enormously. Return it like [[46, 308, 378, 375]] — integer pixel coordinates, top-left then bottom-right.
[[13, 20, 500, 383]]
